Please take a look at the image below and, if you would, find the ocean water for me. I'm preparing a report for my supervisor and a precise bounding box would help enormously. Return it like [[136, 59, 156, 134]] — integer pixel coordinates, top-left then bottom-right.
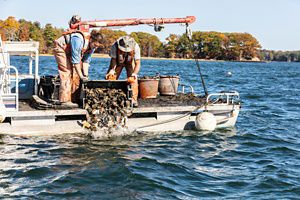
[[0, 56, 299, 199]]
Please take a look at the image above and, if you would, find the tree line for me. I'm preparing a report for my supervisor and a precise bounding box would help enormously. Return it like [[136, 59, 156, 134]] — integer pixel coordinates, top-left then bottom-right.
[[1, 16, 298, 62], [260, 50, 300, 62]]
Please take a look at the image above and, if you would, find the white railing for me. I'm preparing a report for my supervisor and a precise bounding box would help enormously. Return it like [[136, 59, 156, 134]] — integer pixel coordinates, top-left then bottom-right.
[[206, 91, 240, 105], [0, 36, 19, 112], [0, 66, 19, 111], [178, 83, 194, 94], [3, 41, 39, 95]]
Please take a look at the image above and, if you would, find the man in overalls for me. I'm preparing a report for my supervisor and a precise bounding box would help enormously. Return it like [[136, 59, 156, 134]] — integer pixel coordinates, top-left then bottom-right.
[[53, 20, 103, 108], [105, 36, 141, 107]]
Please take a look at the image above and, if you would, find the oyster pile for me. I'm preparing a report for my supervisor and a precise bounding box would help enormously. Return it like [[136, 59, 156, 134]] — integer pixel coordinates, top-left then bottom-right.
[[83, 88, 131, 131]]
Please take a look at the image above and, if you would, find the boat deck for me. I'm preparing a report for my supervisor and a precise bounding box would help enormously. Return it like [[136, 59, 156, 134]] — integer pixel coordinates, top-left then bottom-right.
[[2, 94, 206, 134], [1, 95, 239, 135], [5, 100, 86, 117], [6, 93, 206, 117], [135, 94, 205, 113], [138, 93, 206, 107]]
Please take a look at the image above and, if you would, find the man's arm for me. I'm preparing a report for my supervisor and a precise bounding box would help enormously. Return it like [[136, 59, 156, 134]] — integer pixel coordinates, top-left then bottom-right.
[[107, 58, 117, 74], [82, 62, 89, 77], [73, 63, 84, 79], [132, 43, 141, 76], [132, 59, 140, 75], [81, 49, 94, 77]]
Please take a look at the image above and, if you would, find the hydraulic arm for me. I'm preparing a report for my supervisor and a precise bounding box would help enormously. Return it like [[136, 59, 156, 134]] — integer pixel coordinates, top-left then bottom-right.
[[69, 16, 196, 31]]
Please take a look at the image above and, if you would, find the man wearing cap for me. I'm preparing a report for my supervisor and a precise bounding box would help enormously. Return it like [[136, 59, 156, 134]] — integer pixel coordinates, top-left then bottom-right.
[[106, 36, 141, 107]]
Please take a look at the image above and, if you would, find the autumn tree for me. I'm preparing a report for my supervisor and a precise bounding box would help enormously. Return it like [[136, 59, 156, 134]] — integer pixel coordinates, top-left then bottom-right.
[[29, 21, 46, 52], [176, 34, 193, 58], [2, 16, 19, 40], [130, 32, 163, 57], [164, 34, 180, 58], [43, 23, 63, 52], [18, 19, 31, 41], [193, 31, 228, 60], [225, 33, 261, 60], [0, 20, 6, 40], [259, 49, 300, 62], [98, 28, 127, 54], [1, 16, 265, 59]]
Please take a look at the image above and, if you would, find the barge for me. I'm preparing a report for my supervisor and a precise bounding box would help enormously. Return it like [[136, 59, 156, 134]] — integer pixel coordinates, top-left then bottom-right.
[[0, 40, 241, 136]]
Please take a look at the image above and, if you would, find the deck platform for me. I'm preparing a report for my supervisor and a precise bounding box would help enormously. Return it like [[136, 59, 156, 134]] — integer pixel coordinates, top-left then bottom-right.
[[6, 93, 206, 117], [0, 94, 212, 135]]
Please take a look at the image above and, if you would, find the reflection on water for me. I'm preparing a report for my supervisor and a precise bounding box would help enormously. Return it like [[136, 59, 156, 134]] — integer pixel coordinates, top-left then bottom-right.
[[1, 58, 299, 199]]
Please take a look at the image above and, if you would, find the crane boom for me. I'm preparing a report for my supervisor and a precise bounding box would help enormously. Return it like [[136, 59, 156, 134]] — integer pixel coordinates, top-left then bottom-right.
[[70, 16, 196, 31]]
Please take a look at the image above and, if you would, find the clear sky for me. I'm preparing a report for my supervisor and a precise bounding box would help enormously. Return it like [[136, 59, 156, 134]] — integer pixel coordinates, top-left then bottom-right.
[[0, 0, 299, 50]]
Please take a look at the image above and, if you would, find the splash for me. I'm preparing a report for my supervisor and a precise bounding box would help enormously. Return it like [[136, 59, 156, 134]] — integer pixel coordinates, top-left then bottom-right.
[[89, 124, 135, 140]]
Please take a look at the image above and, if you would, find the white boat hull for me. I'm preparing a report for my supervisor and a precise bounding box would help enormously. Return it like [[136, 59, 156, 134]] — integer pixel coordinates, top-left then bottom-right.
[[128, 104, 240, 132], [0, 104, 240, 136]]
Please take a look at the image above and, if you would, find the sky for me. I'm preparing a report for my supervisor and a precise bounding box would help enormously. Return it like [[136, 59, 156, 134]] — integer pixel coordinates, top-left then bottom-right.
[[0, 0, 299, 51]]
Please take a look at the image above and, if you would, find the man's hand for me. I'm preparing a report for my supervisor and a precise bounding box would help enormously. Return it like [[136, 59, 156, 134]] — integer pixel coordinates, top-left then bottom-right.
[[105, 69, 116, 80], [80, 76, 89, 83], [131, 73, 138, 79], [127, 73, 138, 83]]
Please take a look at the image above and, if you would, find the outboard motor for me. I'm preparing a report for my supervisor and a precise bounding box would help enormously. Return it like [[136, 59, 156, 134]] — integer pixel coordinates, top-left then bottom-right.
[[38, 75, 60, 103]]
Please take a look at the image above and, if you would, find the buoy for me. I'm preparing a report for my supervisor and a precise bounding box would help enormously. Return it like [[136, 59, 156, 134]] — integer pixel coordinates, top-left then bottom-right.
[[226, 71, 232, 77], [0, 98, 6, 123], [195, 112, 216, 131]]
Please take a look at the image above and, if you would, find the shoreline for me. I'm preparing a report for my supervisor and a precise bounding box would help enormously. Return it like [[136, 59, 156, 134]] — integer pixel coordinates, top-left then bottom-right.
[[39, 53, 223, 62], [32, 53, 267, 62]]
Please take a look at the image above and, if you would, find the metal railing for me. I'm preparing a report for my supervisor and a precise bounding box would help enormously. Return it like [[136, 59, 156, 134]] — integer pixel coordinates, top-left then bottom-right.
[[0, 36, 19, 112], [206, 91, 240, 105], [178, 83, 194, 94]]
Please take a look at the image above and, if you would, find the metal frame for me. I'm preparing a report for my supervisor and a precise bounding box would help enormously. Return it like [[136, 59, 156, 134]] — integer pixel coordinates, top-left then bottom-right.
[[206, 91, 240, 105], [178, 83, 194, 94], [3, 41, 39, 95], [0, 37, 19, 112], [0, 66, 19, 111]]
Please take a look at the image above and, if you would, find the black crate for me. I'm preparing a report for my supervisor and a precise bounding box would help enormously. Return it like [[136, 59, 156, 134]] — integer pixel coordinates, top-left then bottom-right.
[[82, 80, 132, 106]]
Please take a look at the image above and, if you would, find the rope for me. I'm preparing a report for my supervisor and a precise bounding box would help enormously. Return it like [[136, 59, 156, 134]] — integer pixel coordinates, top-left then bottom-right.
[[134, 104, 205, 131], [185, 24, 209, 97], [134, 103, 238, 131], [133, 25, 212, 131]]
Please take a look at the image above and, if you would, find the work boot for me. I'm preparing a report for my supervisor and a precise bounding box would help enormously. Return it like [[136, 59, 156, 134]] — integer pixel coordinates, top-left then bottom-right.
[[132, 100, 139, 108], [61, 101, 79, 108]]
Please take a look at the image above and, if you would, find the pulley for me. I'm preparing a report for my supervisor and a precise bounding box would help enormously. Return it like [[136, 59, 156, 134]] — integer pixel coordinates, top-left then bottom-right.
[[154, 24, 164, 32], [186, 23, 192, 40]]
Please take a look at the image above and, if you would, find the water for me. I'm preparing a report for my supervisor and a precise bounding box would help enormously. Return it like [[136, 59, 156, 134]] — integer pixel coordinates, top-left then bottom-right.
[[0, 57, 299, 199]]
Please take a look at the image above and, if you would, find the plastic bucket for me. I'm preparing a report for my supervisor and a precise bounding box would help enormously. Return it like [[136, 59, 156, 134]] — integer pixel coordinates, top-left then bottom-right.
[[158, 75, 180, 95], [138, 78, 160, 99]]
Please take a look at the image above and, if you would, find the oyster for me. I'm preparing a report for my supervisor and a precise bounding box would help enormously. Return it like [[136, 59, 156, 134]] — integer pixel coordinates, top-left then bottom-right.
[[83, 88, 131, 132]]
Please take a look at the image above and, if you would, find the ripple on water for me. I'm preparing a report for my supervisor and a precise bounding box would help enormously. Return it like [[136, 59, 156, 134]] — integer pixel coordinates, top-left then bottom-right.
[[1, 59, 300, 199]]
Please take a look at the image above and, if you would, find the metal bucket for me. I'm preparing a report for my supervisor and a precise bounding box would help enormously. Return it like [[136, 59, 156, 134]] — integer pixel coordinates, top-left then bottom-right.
[[158, 75, 180, 95], [138, 78, 160, 99]]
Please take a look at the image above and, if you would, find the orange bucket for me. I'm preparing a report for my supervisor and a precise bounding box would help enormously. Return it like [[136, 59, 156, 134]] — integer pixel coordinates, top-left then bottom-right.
[[138, 78, 160, 99]]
